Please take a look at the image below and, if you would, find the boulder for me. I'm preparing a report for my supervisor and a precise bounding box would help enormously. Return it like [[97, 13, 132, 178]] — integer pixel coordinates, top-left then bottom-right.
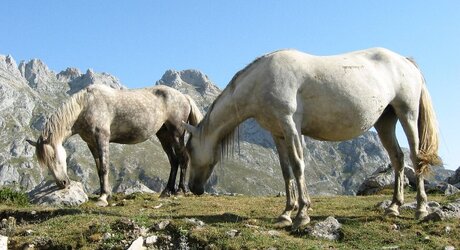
[[423, 199, 460, 222], [28, 180, 88, 206], [307, 216, 342, 240], [357, 164, 409, 195], [0, 235, 7, 249], [445, 166, 460, 186], [426, 182, 459, 196]]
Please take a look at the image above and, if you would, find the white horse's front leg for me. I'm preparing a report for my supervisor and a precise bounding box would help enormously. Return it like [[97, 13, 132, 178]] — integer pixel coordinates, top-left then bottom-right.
[[281, 117, 311, 230], [273, 137, 298, 228]]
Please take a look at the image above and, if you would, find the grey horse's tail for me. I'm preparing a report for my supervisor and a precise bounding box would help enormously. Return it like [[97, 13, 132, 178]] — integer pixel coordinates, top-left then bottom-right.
[[417, 83, 442, 174], [185, 95, 203, 126]]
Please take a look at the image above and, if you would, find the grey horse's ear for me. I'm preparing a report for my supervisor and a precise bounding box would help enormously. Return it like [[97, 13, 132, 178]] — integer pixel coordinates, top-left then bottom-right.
[[26, 139, 37, 147], [182, 121, 198, 135]]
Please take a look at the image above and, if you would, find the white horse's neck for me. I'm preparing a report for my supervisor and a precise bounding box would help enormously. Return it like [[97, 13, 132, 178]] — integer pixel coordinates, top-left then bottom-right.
[[200, 89, 250, 152]]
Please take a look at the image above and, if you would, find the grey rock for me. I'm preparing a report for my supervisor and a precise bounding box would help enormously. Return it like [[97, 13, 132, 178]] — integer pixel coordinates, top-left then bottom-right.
[[226, 229, 239, 238], [446, 166, 460, 185], [154, 220, 170, 231], [423, 199, 460, 222], [127, 236, 144, 250], [307, 216, 342, 240], [102, 232, 112, 241], [267, 230, 280, 237], [0, 235, 7, 249], [184, 218, 205, 227], [145, 235, 158, 245], [28, 180, 88, 206], [376, 200, 392, 211], [426, 182, 459, 196], [357, 164, 409, 195], [400, 201, 441, 212], [0, 164, 20, 186], [113, 180, 156, 195]]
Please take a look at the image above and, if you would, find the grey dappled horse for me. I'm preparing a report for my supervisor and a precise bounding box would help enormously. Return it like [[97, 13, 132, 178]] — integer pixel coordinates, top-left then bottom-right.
[[28, 84, 202, 206]]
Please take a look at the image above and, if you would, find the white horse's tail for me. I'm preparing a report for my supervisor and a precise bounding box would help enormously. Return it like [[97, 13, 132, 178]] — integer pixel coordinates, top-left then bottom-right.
[[185, 95, 203, 126], [417, 83, 442, 174]]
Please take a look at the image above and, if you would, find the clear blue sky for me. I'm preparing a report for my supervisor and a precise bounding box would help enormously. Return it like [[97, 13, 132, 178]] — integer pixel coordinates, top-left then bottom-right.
[[2, 1, 459, 170]]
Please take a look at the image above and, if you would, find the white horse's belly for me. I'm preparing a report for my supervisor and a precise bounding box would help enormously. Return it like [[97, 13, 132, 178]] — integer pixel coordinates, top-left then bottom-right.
[[300, 97, 387, 141]]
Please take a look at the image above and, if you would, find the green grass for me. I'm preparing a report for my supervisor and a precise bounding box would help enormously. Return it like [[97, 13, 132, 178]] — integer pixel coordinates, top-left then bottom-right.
[[0, 187, 29, 206], [0, 190, 459, 249]]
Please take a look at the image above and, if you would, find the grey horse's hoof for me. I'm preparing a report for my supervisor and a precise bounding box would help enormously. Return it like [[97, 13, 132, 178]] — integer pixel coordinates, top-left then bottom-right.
[[274, 214, 292, 228], [292, 215, 310, 230], [160, 189, 173, 198]]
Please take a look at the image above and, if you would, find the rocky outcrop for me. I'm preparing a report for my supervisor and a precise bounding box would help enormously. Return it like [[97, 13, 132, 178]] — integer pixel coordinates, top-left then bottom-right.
[[357, 164, 409, 195], [28, 180, 88, 206], [446, 166, 460, 188]]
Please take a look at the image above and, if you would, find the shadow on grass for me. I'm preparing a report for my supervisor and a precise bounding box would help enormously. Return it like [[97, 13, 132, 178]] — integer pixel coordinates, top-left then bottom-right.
[[165, 212, 250, 225], [0, 208, 82, 224]]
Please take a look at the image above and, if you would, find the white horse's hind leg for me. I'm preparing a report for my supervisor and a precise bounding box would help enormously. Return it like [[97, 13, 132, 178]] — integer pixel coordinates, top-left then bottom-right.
[[273, 136, 298, 228], [280, 116, 311, 229], [398, 115, 428, 219], [375, 108, 405, 216]]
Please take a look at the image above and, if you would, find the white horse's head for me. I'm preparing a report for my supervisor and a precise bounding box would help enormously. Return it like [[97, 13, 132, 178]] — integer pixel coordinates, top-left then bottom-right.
[[27, 136, 70, 189], [184, 123, 218, 195]]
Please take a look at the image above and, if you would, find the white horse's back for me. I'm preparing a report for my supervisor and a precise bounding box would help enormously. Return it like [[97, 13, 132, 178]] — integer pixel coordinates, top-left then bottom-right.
[[236, 48, 424, 141], [186, 47, 440, 228]]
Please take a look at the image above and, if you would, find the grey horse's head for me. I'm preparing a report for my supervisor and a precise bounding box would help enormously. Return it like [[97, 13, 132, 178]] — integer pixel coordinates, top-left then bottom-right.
[[27, 136, 71, 189]]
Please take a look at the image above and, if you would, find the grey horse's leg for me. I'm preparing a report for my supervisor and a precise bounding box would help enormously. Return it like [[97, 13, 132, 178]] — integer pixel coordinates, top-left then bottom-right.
[[375, 108, 405, 216], [94, 131, 111, 207], [398, 112, 427, 219], [273, 136, 298, 228], [157, 126, 179, 197], [280, 115, 311, 229], [175, 134, 189, 194]]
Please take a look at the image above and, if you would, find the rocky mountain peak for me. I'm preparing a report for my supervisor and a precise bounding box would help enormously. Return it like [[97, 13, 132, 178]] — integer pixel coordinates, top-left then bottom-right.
[[18, 59, 57, 89], [57, 67, 81, 82], [0, 55, 24, 82], [67, 69, 126, 94], [158, 69, 220, 97], [156, 69, 221, 111]]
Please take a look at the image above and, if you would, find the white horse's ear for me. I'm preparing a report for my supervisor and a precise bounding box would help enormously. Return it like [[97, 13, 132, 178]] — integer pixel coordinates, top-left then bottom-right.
[[26, 139, 37, 147], [182, 121, 198, 135]]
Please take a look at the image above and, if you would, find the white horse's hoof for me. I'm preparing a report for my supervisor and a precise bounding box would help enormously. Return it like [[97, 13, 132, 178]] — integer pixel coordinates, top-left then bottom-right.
[[274, 214, 292, 228], [385, 206, 400, 217], [95, 199, 109, 207], [292, 215, 310, 230], [415, 210, 428, 220]]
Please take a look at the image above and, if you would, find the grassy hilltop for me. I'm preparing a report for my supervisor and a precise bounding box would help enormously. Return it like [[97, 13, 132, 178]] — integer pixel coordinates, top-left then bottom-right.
[[0, 188, 459, 249]]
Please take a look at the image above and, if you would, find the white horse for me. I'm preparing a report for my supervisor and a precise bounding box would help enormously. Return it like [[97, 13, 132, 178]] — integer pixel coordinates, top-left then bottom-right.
[[28, 84, 202, 206], [183, 48, 441, 229]]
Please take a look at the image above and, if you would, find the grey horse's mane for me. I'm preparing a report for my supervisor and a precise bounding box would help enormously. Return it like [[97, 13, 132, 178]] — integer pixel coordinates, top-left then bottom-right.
[[201, 49, 289, 159], [42, 89, 87, 143]]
